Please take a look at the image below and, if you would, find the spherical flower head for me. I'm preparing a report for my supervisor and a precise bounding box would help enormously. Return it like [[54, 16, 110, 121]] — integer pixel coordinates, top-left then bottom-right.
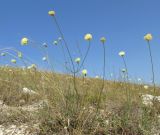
[[75, 57, 81, 64], [21, 37, 28, 45], [1, 53, 6, 56], [42, 57, 47, 61], [95, 75, 99, 79], [100, 37, 106, 43], [28, 64, 37, 69], [53, 40, 58, 45], [121, 68, 126, 73], [84, 33, 92, 41], [18, 52, 22, 58], [144, 33, 152, 41], [144, 85, 149, 90], [48, 10, 55, 16], [11, 59, 16, 64], [43, 43, 48, 48], [32, 64, 36, 68], [119, 51, 125, 57], [82, 69, 87, 76]]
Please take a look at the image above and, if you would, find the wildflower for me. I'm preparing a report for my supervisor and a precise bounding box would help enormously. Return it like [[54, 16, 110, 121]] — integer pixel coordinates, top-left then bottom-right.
[[43, 43, 48, 48], [144, 33, 155, 93], [53, 40, 58, 45], [31, 64, 37, 68], [28, 64, 37, 69], [144, 33, 152, 41], [21, 37, 28, 45], [48, 10, 55, 16], [100, 37, 106, 43], [144, 85, 149, 90], [18, 52, 22, 58], [84, 33, 92, 41], [75, 57, 81, 64], [82, 69, 87, 76], [31, 64, 36, 68], [1, 53, 6, 56], [95, 75, 99, 79], [58, 37, 62, 41], [119, 51, 125, 57], [11, 59, 16, 64], [121, 68, 126, 73], [42, 57, 47, 61]]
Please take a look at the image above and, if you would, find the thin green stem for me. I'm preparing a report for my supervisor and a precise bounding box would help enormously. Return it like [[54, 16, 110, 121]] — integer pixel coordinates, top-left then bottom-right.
[[59, 40, 73, 73], [43, 47, 55, 71], [122, 57, 129, 81], [1, 51, 28, 67], [52, 16, 79, 105], [147, 41, 156, 94], [52, 16, 75, 73], [0, 49, 35, 67], [96, 42, 106, 112], [77, 41, 91, 72], [122, 56, 130, 107]]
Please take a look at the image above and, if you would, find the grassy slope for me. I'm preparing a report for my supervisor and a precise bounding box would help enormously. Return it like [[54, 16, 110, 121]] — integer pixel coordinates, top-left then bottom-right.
[[0, 67, 160, 135]]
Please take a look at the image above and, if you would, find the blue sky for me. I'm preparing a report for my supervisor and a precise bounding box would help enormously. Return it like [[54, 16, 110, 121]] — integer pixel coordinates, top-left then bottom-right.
[[0, 0, 160, 84]]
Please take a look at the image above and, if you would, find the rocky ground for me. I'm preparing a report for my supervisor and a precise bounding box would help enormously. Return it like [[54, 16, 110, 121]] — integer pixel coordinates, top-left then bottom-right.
[[0, 88, 48, 135], [0, 87, 160, 135], [0, 91, 160, 135]]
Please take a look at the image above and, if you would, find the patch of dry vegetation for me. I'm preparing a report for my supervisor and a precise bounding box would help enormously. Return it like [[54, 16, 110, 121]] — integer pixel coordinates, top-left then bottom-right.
[[0, 67, 160, 135]]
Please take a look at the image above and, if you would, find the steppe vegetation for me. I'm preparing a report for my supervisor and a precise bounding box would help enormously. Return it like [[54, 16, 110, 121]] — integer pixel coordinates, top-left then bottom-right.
[[0, 10, 160, 135]]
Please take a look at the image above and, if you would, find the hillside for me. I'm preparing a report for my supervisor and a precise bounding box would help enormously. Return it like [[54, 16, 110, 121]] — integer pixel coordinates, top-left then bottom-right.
[[0, 67, 160, 135]]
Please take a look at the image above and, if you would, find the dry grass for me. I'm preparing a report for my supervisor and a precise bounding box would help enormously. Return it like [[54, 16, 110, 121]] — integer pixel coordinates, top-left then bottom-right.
[[0, 66, 160, 135]]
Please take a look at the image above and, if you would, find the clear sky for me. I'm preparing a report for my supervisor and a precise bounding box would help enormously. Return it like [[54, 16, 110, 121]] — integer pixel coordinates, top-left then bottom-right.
[[0, 0, 160, 84]]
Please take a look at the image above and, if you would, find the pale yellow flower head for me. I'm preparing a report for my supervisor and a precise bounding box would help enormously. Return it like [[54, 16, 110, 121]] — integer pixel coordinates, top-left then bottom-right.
[[82, 69, 87, 76], [48, 10, 55, 16], [11, 59, 16, 64], [144, 85, 149, 90], [84, 33, 92, 41], [100, 37, 106, 43], [31, 64, 36, 68], [75, 57, 81, 64], [119, 51, 125, 57], [144, 33, 152, 41], [28, 64, 37, 69], [21, 37, 28, 45]]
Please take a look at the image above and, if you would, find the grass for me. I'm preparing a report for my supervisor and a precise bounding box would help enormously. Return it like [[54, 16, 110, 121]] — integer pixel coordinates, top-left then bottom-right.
[[0, 66, 160, 135]]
